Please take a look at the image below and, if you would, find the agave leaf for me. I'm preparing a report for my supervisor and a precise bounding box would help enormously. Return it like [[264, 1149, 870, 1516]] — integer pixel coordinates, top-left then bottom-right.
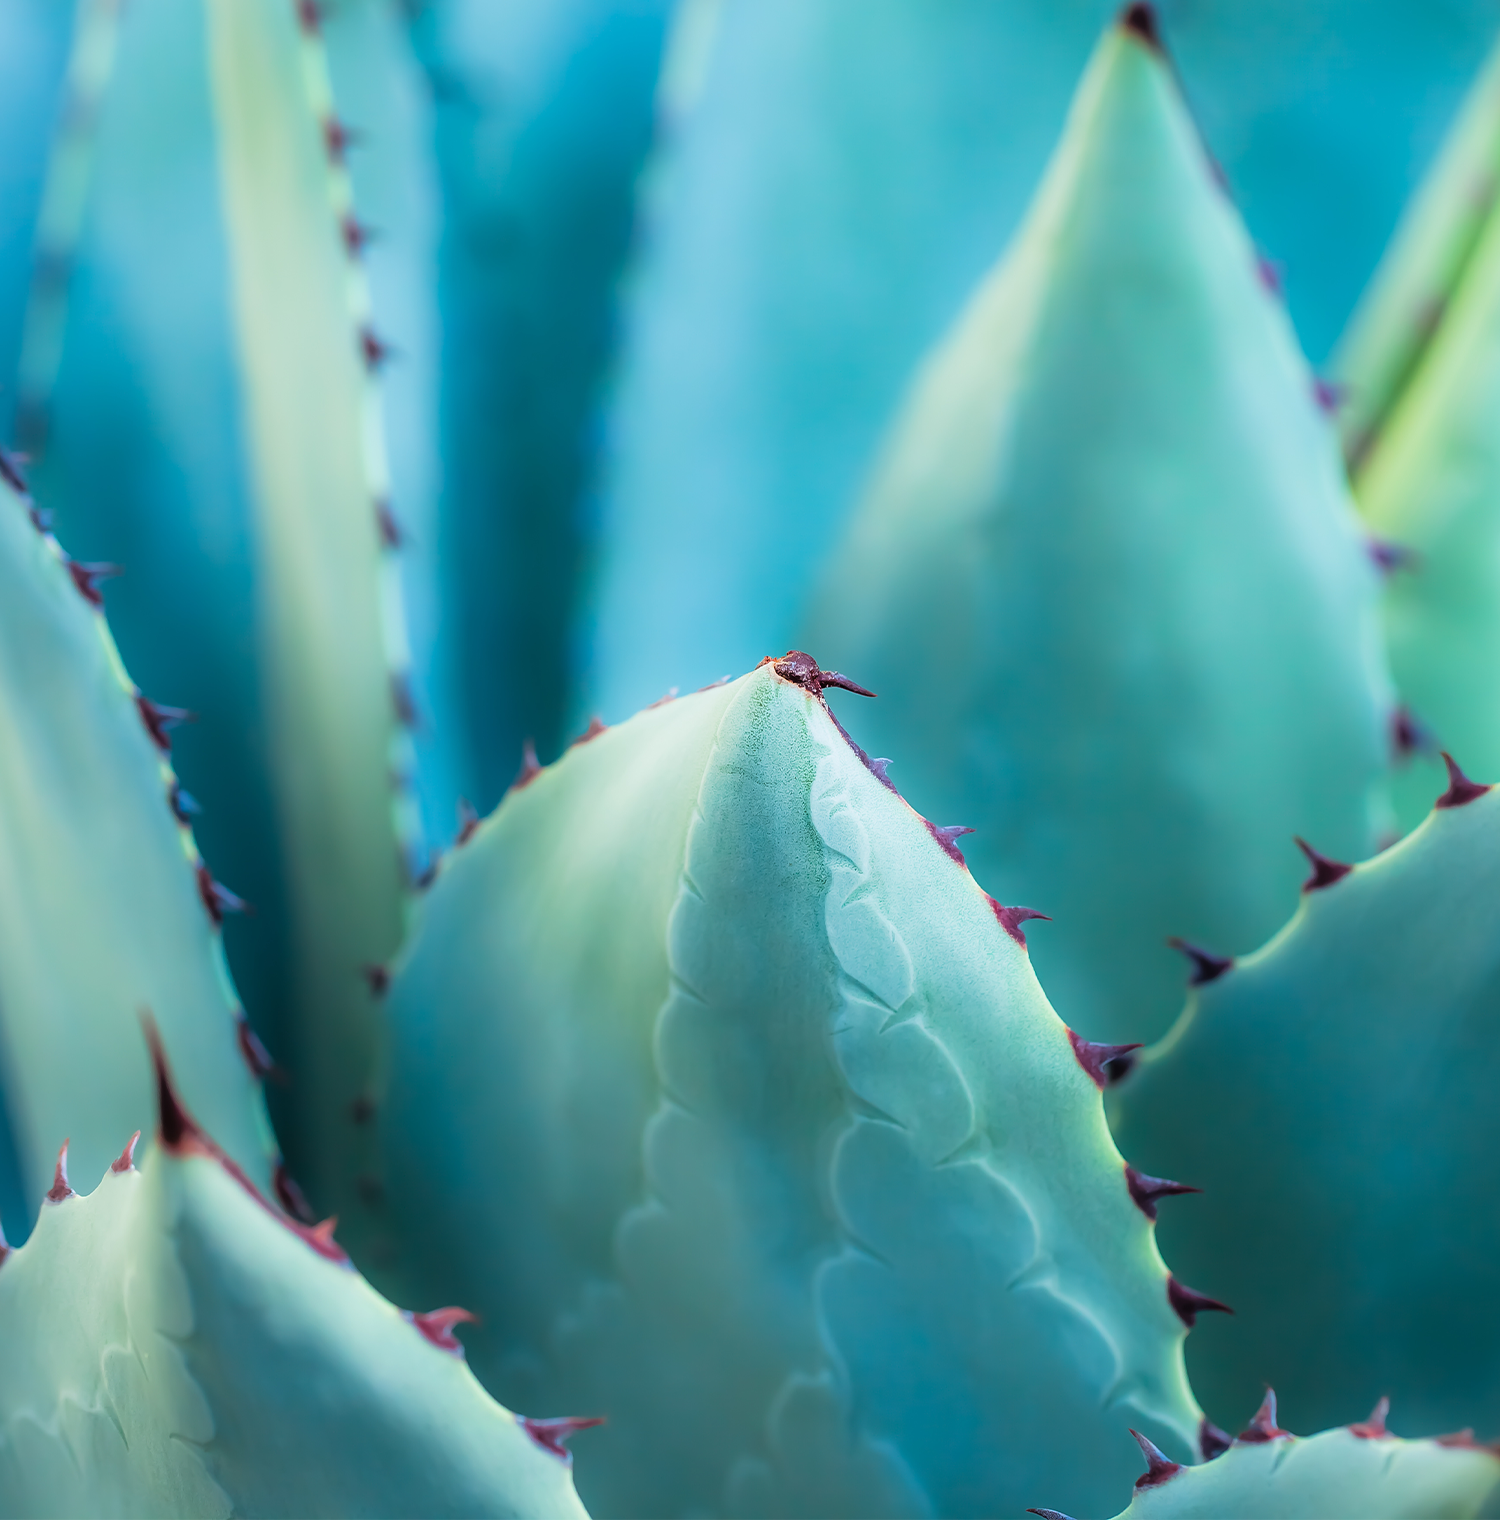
[[1033, 1394, 1500, 1520], [1333, 32, 1500, 832], [1112, 762, 1500, 1437], [206, 0, 415, 1241], [406, 0, 674, 799], [0, 466, 273, 1240], [1334, 31, 1500, 474], [383, 654, 1208, 1519], [0, 1043, 591, 1519], [802, 14, 1392, 1048], [581, 0, 1493, 724]]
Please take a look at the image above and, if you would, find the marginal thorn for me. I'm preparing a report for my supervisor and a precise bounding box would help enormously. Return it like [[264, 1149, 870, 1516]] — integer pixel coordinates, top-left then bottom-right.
[[111, 1130, 141, 1173], [1436, 752, 1492, 809], [572, 715, 607, 746], [1238, 1388, 1290, 1442], [645, 688, 679, 709], [341, 216, 376, 257], [1368, 537, 1416, 574], [376, 501, 403, 549], [456, 797, 480, 846], [309, 1216, 339, 1251], [274, 1164, 316, 1224], [1167, 1276, 1232, 1327], [1313, 377, 1347, 415], [169, 782, 201, 822], [1068, 1030, 1143, 1088], [1027, 1511, 1077, 1520], [1124, 1164, 1199, 1221], [360, 327, 392, 369], [46, 1140, 73, 1202], [67, 559, 121, 606], [512, 738, 542, 791], [391, 673, 419, 729], [927, 822, 975, 864], [869, 757, 894, 785], [236, 1016, 279, 1082], [0, 446, 27, 493], [1350, 1396, 1391, 1440], [136, 696, 195, 751], [322, 117, 362, 162], [363, 964, 391, 997], [1167, 936, 1233, 985], [1200, 1419, 1232, 1459], [991, 901, 1050, 949], [1129, 1429, 1182, 1489], [1118, 2, 1161, 48], [519, 1415, 606, 1465], [1392, 705, 1429, 758], [409, 1305, 477, 1354], [197, 864, 249, 925], [1257, 253, 1284, 296], [1294, 836, 1353, 891]]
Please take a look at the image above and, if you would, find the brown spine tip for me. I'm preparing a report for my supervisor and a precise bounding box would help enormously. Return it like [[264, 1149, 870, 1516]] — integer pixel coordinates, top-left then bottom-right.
[[1068, 1030, 1143, 1088], [1124, 1163, 1199, 1221], [455, 797, 480, 846], [360, 328, 391, 369], [991, 901, 1050, 949], [136, 696, 194, 751], [1294, 836, 1353, 891], [1200, 1419, 1232, 1459], [512, 738, 543, 791], [1129, 1429, 1182, 1489], [197, 864, 248, 925], [274, 1163, 316, 1224], [1237, 1388, 1290, 1442], [519, 1415, 607, 1465], [67, 559, 121, 607], [235, 1015, 278, 1081], [1118, 2, 1161, 47], [1167, 1276, 1232, 1327], [46, 1140, 74, 1202], [770, 650, 875, 699], [111, 1130, 141, 1173], [1436, 752, 1492, 809], [1349, 1396, 1391, 1440], [409, 1305, 478, 1354], [926, 821, 975, 864], [376, 501, 403, 549], [1167, 937, 1233, 986]]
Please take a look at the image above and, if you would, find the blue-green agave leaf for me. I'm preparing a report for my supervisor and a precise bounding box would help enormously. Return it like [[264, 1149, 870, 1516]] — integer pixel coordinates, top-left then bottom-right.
[[0, 1040, 592, 1519], [803, 13, 1393, 1047], [382, 654, 1210, 1520], [0, 461, 274, 1241], [1033, 1392, 1500, 1520], [1334, 30, 1500, 833], [1112, 760, 1500, 1438]]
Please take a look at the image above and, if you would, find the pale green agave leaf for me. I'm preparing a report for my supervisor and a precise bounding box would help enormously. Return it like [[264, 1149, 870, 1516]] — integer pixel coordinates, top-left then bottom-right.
[[1334, 29, 1500, 472], [803, 12, 1393, 1047], [1334, 31, 1500, 832], [1033, 1392, 1500, 1520], [0, 1040, 591, 1519], [0, 459, 273, 1234], [1112, 760, 1500, 1438], [382, 654, 1211, 1520], [207, 0, 414, 1242]]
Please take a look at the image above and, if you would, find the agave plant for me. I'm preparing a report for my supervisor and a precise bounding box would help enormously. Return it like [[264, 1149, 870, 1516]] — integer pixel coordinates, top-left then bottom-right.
[[5, 1, 1500, 1517]]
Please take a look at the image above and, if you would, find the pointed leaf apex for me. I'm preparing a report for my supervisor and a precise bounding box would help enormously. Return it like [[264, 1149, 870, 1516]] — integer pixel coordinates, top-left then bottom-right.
[[1437, 753, 1492, 809], [46, 1140, 73, 1202], [1068, 1030, 1142, 1088], [1118, 2, 1162, 48], [771, 650, 875, 697], [111, 1130, 141, 1173], [1130, 1429, 1183, 1488], [1294, 836, 1354, 891], [1238, 1388, 1291, 1442], [519, 1415, 606, 1465], [1167, 936, 1233, 985], [1350, 1395, 1392, 1439], [1167, 1275, 1233, 1327]]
